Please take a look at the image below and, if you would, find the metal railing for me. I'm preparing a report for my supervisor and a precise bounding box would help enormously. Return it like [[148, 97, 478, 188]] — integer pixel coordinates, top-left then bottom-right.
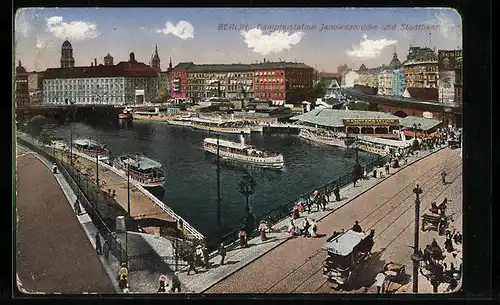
[[17, 134, 128, 264], [219, 153, 391, 247]]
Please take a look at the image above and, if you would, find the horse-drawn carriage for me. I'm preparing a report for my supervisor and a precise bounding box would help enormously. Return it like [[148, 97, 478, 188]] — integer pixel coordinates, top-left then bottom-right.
[[421, 213, 447, 235], [322, 229, 375, 289]]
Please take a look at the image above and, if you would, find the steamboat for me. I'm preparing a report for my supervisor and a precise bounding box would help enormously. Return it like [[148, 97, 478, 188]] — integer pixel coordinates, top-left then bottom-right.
[[166, 117, 192, 127], [118, 108, 133, 121], [113, 154, 165, 188], [191, 117, 251, 134], [203, 135, 284, 169], [298, 129, 355, 148], [72, 139, 110, 162]]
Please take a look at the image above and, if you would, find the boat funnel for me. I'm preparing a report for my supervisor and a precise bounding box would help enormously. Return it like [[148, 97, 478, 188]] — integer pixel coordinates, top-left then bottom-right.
[[240, 131, 245, 146]]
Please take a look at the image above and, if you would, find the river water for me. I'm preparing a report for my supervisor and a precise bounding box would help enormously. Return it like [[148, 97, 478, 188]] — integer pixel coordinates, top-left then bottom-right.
[[48, 119, 376, 238]]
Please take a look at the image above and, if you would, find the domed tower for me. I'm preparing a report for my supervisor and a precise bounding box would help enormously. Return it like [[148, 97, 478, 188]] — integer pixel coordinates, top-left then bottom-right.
[[104, 53, 114, 66], [60, 40, 75, 68], [151, 44, 161, 73], [129, 52, 137, 63], [389, 46, 401, 69]]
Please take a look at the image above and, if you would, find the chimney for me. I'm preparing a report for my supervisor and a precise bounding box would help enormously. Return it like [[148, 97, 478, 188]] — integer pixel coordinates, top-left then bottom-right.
[[263, 58, 266, 63], [94, 58, 97, 66], [91, 62, 93, 67]]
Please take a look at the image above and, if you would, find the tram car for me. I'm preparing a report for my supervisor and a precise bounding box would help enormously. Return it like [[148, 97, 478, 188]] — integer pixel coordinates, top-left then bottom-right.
[[322, 229, 375, 289]]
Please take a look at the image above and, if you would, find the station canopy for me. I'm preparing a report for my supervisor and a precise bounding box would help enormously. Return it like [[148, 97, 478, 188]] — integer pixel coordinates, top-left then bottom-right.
[[291, 109, 401, 128], [399, 116, 442, 131]]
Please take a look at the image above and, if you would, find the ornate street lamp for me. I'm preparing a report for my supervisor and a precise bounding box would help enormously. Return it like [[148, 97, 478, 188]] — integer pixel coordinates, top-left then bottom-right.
[[411, 184, 424, 293], [238, 169, 257, 234]]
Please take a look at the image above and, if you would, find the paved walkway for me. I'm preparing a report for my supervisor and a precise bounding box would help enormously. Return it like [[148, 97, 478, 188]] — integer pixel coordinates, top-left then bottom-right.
[[204, 146, 461, 294], [16, 147, 115, 294]]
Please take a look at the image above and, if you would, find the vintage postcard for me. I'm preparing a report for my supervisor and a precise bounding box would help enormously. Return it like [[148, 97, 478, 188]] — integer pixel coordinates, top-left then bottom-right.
[[14, 7, 463, 294]]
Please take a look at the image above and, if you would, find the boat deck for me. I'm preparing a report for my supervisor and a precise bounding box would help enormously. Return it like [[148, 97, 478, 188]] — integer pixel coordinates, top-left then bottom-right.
[[54, 149, 187, 235]]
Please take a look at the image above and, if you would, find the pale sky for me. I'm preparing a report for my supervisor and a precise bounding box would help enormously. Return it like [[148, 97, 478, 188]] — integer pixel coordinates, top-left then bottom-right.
[[14, 8, 462, 72]]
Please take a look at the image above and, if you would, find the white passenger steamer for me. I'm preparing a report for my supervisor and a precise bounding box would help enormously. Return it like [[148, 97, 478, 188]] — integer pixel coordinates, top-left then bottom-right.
[[166, 117, 192, 127], [203, 135, 284, 169], [298, 129, 353, 148], [191, 117, 251, 134], [72, 139, 110, 162], [113, 154, 165, 188]]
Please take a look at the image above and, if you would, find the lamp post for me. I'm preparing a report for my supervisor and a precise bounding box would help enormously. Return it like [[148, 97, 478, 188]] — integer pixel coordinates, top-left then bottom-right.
[[68, 100, 76, 167], [216, 133, 221, 230], [411, 184, 424, 293], [238, 169, 257, 234], [126, 161, 130, 267], [95, 145, 99, 187]]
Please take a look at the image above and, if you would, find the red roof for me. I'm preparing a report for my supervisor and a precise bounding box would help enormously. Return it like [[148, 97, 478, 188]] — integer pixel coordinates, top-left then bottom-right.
[[406, 87, 439, 101], [43, 61, 159, 79]]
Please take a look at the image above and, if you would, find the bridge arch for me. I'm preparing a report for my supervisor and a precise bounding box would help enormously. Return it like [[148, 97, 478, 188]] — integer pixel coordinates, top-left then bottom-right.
[[393, 110, 408, 118]]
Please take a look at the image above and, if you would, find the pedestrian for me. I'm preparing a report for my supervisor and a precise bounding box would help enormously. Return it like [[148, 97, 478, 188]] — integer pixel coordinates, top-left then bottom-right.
[[334, 185, 341, 201], [52, 163, 58, 174], [186, 250, 198, 275], [321, 195, 327, 210], [309, 219, 318, 237], [441, 171, 447, 184], [218, 242, 226, 265], [158, 275, 169, 293], [385, 163, 390, 175], [316, 197, 322, 212], [195, 245, 204, 266], [95, 233, 102, 255], [375, 271, 386, 294], [103, 239, 109, 260], [353, 175, 357, 187], [73, 199, 82, 215], [352, 221, 363, 233], [202, 245, 210, 269]]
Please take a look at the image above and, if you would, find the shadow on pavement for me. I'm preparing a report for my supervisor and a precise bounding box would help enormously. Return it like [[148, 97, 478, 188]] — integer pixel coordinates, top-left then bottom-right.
[[210, 260, 240, 268], [342, 250, 388, 292]]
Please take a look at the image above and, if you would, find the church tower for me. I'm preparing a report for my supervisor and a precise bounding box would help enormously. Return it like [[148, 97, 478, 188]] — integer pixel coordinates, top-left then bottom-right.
[[60, 40, 75, 68], [151, 44, 161, 73], [104, 53, 114, 66]]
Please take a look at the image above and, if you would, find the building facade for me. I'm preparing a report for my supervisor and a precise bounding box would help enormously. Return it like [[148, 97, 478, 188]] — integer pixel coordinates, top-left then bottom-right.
[[28, 72, 43, 104], [169, 61, 313, 104], [355, 64, 381, 88], [170, 62, 192, 100], [377, 70, 393, 96], [43, 48, 159, 105], [254, 62, 313, 104], [392, 67, 406, 97], [454, 55, 463, 106], [403, 47, 438, 89], [438, 49, 462, 105], [159, 58, 173, 100], [15, 61, 29, 105]]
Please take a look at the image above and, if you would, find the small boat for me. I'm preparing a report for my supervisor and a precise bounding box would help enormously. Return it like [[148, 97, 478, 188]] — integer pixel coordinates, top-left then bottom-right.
[[113, 154, 165, 188], [72, 139, 110, 161], [299, 129, 353, 148], [203, 134, 284, 169], [119, 108, 133, 121], [190, 117, 251, 134], [166, 117, 192, 127]]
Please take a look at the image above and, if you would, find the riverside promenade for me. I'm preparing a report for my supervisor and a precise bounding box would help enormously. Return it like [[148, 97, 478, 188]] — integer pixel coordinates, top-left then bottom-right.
[[17, 132, 203, 241], [205, 146, 462, 294], [16, 147, 115, 294]]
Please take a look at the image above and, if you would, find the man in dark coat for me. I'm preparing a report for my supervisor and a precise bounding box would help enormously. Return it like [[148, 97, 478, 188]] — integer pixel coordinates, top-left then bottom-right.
[[352, 221, 362, 233]]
